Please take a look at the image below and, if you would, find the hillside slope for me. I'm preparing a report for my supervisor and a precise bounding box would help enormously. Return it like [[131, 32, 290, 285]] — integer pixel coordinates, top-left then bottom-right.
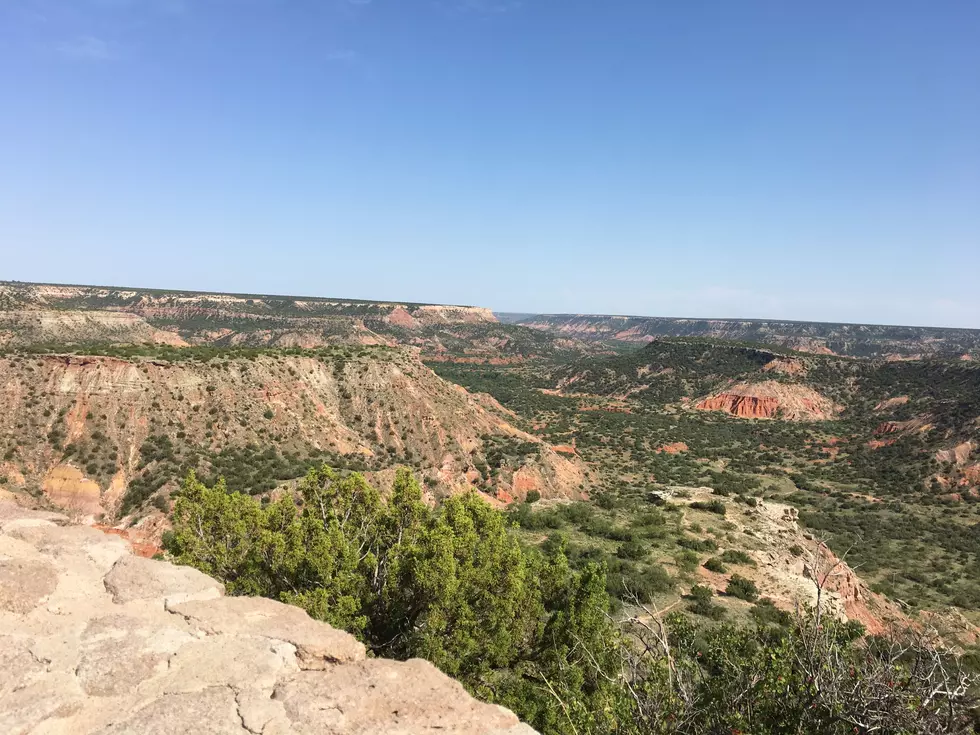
[[0, 346, 586, 524]]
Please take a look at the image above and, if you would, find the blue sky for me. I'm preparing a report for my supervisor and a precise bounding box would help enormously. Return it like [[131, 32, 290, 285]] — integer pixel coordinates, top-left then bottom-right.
[[1, 1, 978, 327]]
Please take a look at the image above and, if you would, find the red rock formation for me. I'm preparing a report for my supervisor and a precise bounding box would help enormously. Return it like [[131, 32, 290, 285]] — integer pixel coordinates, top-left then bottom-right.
[[386, 307, 418, 329], [656, 442, 689, 454], [695, 381, 838, 421], [93, 524, 161, 558], [696, 394, 781, 418]]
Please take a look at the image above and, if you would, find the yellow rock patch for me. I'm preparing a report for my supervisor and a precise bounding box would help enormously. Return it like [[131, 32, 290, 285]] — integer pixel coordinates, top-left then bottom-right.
[[43, 465, 104, 518]]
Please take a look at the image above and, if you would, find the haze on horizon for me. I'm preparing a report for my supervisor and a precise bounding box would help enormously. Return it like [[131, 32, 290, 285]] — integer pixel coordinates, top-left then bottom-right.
[[1, 1, 978, 329]]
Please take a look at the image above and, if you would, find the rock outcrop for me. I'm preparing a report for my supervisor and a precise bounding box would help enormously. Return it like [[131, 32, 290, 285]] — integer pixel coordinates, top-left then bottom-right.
[[695, 381, 839, 421], [0, 498, 537, 735], [697, 393, 781, 419]]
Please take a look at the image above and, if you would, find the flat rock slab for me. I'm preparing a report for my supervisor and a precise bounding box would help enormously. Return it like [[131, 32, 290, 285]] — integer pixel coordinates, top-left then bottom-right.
[[0, 636, 47, 697], [9, 523, 128, 574], [169, 595, 366, 668], [161, 635, 298, 695], [274, 658, 529, 735], [0, 557, 59, 613], [103, 554, 224, 605], [0, 501, 67, 531], [92, 687, 249, 735], [76, 613, 197, 697]]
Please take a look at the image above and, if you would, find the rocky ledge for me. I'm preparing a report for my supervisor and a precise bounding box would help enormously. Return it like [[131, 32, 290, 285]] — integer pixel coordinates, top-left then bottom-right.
[[0, 499, 536, 735]]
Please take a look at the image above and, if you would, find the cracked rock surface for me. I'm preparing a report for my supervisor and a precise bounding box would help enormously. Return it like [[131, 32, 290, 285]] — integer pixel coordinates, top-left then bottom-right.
[[0, 500, 538, 735]]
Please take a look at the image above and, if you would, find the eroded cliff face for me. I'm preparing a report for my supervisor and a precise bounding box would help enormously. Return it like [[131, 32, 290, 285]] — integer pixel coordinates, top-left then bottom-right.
[[695, 381, 840, 421], [0, 349, 587, 522], [696, 394, 781, 419], [0, 496, 537, 735], [932, 441, 980, 498]]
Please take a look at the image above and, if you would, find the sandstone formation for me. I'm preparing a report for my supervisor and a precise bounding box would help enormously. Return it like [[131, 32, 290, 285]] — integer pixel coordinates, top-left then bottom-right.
[[0, 497, 537, 735], [935, 440, 974, 467], [761, 358, 807, 376], [695, 381, 839, 421], [873, 417, 933, 436]]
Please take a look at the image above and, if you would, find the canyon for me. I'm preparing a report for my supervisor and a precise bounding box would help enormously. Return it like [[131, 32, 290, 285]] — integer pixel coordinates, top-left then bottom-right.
[[0, 348, 586, 530]]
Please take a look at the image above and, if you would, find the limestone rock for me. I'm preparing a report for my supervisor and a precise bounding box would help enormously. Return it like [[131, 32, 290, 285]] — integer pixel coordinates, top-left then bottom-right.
[[0, 558, 59, 613], [103, 554, 224, 605], [0, 673, 85, 735], [168, 595, 366, 668], [0, 500, 540, 734], [92, 687, 248, 735], [274, 658, 530, 734], [160, 635, 298, 695], [9, 523, 129, 574], [75, 613, 196, 697], [0, 500, 67, 531], [0, 636, 47, 697]]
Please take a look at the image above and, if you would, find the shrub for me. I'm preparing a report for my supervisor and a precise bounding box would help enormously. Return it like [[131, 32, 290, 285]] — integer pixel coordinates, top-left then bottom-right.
[[617, 539, 648, 561], [703, 557, 727, 573], [690, 499, 726, 515], [751, 598, 792, 627], [726, 574, 759, 602], [677, 536, 718, 552], [720, 549, 756, 566], [687, 584, 726, 619], [674, 550, 700, 573]]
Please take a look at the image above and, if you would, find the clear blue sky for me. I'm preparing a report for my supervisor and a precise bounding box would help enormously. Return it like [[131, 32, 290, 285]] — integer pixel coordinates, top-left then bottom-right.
[[2, 1, 978, 327]]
